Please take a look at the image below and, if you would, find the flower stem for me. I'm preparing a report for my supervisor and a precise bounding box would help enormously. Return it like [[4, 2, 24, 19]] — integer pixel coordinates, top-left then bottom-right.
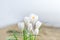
[[34, 35, 36, 40], [23, 29, 28, 40]]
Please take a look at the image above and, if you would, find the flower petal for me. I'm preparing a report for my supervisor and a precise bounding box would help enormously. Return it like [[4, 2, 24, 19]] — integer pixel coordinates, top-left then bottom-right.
[[32, 28, 39, 35], [24, 17, 30, 25], [36, 21, 42, 29], [18, 22, 25, 31], [27, 23, 33, 31], [30, 14, 38, 24]]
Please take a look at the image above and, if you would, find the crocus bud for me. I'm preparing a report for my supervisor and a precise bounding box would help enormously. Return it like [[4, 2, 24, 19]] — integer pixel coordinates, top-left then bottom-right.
[[18, 22, 25, 31], [27, 23, 33, 32], [24, 17, 30, 25], [35, 21, 42, 29], [32, 28, 39, 35]]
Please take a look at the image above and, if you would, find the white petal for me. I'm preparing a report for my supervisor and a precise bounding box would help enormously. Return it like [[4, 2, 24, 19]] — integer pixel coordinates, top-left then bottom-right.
[[27, 23, 33, 31], [32, 29, 39, 35], [18, 22, 25, 31], [30, 14, 38, 24], [36, 21, 42, 29], [24, 17, 30, 25]]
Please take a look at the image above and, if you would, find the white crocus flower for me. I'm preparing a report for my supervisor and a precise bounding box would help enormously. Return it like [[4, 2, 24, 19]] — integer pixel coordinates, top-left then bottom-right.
[[35, 21, 42, 29], [32, 28, 39, 35], [24, 17, 30, 25], [18, 22, 25, 31], [27, 23, 33, 32], [30, 14, 38, 24]]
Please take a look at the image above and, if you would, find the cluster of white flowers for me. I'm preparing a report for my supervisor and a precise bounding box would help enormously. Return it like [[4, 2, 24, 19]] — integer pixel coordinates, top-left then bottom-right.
[[18, 14, 42, 35]]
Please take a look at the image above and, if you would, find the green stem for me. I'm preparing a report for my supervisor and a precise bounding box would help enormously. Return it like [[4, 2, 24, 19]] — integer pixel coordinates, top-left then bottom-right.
[[34, 35, 36, 40], [29, 33, 35, 40], [23, 29, 28, 40]]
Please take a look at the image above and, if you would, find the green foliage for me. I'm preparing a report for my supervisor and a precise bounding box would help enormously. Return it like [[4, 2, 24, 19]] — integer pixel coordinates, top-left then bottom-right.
[[7, 30, 20, 40], [29, 33, 35, 40], [7, 36, 16, 40], [23, 29, 29, 40], [7, 30, 36, 40], [23, 29, 35, 40]]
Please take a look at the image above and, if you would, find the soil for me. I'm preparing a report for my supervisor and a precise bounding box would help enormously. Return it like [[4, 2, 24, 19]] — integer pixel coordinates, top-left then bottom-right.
[[0, 24, 60, 40]]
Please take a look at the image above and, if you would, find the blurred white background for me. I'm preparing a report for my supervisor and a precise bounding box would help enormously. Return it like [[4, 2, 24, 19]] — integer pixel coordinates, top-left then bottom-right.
[[0, 0, 60, 28]]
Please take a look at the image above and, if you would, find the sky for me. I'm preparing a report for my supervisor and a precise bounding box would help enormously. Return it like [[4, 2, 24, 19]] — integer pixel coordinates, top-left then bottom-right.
[[0, 0, 60, 28]]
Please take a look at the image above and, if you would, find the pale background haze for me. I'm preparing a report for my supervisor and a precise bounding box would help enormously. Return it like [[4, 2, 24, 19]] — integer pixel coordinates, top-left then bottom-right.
[[0, 0, 60, 28]]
